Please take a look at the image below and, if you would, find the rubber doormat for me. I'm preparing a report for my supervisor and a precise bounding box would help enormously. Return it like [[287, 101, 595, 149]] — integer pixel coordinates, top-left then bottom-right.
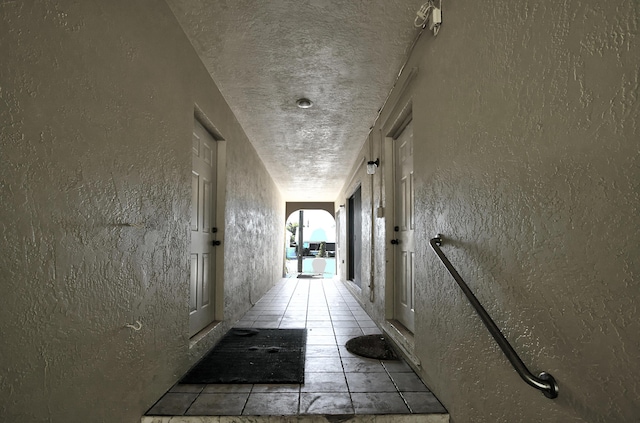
[[180, 328, 306, 384], [345, 334, 399, 360]]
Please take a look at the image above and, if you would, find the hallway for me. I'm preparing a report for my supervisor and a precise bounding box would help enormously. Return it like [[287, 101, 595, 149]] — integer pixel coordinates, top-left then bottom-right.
[[144, 278, 447, 421]]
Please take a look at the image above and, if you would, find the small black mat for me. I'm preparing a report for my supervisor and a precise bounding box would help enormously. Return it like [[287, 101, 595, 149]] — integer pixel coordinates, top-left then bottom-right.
[[180, 328, 306, 384], [345, 334, 399, 360]]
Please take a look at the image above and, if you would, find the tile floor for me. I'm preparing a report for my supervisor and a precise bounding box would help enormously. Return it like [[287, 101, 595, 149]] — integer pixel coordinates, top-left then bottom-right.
[[146, 277, 447, 418]]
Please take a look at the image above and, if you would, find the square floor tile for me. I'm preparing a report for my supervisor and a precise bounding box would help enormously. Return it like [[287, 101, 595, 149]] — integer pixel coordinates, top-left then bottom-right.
[[282, 313, 307, 319], [351, 392, 410, 414], [341, 357, 385, 373], [169, 384, 205, 393], [332, 320, 360, 328], [306, 315, 332, 321], [300, 393, 354, 414], [252, 321, 280, 328], [306, 320, 333, 328], [389, 372, 429, 392], [338, 345, 361, 358], [283, 306, 305, 311], [279, 321, 306, 329], [402, 392, 447, 413], [260, 314, 284, 320], [306, 345, 340, 357], [242, 393, 299, 415], [345, 372, 396, 392], [307, 327, 334, 336], [146, 393, 198, 415], [382, 359, 414, 373], [308, 307, 329, 312], [305, 357, 343, 372], [251, 384, 300, 393], [336, 335, 356, 345], [307, 306, 329, 311], [330, 310, 354, 316], [331, 315, 357, 322], [301, 372, 348, 392], [185, 393, 249, 416], [306, 335, 336, 345], [333, 327, 364, 337], [203, 384, 253, 393]]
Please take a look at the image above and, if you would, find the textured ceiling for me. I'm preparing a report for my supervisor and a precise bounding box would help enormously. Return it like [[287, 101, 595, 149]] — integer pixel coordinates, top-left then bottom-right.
[[166, 0, 425, 201]]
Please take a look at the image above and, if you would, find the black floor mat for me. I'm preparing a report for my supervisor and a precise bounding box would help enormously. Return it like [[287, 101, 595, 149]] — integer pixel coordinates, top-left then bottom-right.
[[180, 328, 307, 384]]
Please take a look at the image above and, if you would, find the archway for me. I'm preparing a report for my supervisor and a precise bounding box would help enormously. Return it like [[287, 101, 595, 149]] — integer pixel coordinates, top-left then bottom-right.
[[285, 209, 336, 278]]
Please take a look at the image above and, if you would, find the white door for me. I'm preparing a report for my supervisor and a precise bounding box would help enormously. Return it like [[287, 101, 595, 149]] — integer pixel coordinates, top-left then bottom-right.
[[190, 119, 217, 337], [393, 120, 415, 333]]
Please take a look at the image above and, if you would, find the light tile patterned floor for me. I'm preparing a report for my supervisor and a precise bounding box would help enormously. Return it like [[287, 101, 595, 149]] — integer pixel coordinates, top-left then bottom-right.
[[146, 278, 447, 417]]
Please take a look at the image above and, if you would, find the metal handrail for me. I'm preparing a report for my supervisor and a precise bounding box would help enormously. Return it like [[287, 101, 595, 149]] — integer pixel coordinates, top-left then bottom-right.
[[429, 235, 559, 399]]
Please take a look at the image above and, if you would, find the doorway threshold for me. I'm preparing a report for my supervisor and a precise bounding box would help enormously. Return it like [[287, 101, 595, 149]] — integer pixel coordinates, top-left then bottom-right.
[[189, 320, 222, 349], [383, 320, 420, 369]]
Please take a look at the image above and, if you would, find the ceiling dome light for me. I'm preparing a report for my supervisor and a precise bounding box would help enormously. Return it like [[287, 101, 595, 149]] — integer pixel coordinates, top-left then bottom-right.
[[296, 98, 313, 109]]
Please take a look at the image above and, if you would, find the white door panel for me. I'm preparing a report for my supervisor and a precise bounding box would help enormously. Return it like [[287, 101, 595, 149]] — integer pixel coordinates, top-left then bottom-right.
[[190, 119, 217, 336], [394, 120, 415, 333]]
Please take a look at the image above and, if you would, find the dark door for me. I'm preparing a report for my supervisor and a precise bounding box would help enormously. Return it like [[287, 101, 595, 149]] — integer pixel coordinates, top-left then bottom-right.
[[348, 187, 362, 287]]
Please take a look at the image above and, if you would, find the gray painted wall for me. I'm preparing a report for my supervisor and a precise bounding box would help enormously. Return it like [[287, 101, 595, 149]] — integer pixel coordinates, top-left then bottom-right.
[[339, 0, 639, 422], [0, 1, 284, 422]]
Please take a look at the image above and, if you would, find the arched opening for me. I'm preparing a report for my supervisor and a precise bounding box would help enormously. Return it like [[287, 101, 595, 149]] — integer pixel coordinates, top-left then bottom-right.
[[285, 209, 336, 278]]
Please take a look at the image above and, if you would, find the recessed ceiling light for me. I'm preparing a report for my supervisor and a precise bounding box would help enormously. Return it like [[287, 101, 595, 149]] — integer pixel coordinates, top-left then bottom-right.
[[296, 98, 313, 109]]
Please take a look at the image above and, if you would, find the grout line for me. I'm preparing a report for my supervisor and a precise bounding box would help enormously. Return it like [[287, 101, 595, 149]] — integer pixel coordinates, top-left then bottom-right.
[[182, 390, 203, 417], [397, 390, 415, 414], [298, 279, 309, 414], [239, 384, 255, 416], [324, 280, 356, 409]]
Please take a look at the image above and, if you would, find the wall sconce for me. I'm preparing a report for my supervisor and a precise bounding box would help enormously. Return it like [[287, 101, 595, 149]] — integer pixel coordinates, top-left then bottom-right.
[[367, 158, 379, 175]]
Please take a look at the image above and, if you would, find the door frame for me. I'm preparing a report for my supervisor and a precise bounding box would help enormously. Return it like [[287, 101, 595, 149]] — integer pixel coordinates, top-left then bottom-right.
[[381, 68, 418, 335], [384, 113, 414, 328], [192, 108, 227, 335]]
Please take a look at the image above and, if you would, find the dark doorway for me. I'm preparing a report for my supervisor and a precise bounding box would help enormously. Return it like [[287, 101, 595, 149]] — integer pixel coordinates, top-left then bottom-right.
[[348, 186, 362, 287]]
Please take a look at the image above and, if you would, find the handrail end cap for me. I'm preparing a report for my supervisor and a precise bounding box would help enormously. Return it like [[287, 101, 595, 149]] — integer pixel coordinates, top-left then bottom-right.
[[539, 372, 559, 399]]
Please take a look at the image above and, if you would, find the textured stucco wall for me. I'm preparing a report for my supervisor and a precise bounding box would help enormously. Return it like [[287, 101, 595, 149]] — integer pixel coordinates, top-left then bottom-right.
[[339, 0, 639, 421], [165, 0, 428, 202], [0, 1, 283, 422]]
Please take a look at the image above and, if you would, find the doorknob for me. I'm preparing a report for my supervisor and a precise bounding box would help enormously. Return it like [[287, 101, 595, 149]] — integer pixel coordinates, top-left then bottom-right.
[[390, 239, 399, 245], [211, 240, 221, 246]]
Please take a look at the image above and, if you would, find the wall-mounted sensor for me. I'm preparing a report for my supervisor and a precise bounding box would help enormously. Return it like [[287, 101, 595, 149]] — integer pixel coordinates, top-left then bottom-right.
[[414, 0, 442, 36], [429, 7, 442, 33]]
